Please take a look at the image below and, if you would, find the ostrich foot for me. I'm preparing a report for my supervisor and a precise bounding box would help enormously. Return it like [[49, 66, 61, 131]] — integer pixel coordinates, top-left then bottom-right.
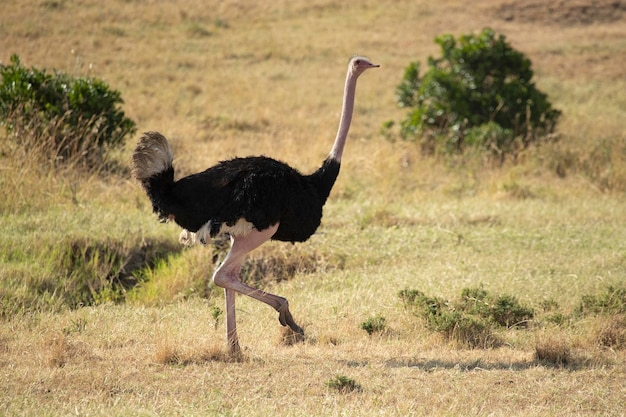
[[280, 326, 306, 346], [277, 301, 304, 335]]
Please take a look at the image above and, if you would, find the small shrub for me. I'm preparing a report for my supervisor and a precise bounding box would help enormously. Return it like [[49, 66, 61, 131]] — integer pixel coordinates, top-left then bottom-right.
[[398, 288, 494, 347], [325, 375, 362, 394], [399, 287, 533, 348], [576, 286, 626, 349], [450, 315, 498, 349], [394, 28, 560, 160], [0, 54, 136, 168], [489, 294, 534, 327], [459, 286, 490, 316], [400, 286, 624, 352], [398, 288, 425, 305], [360, 314, 387, 335], [399, 289, 452, 329], [540, 298, 560, 312], [545, 312, 569, 326], [210, 306, 223, 330], [577, 285, 626, 315]]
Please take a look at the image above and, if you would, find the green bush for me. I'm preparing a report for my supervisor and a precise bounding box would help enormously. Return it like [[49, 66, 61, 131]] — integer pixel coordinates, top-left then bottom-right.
[[0, 54, 136, 167], [412, 291, 495, 347], [360, 314, 387, 335], [400, 286, 626, 350], [577, 285, 626, 315], [325, 375, 362, 393], [399, 286, 534, 348], [489, 294, 535, 327], [394, 28, 561, 160], [459, 286, 490, 316]]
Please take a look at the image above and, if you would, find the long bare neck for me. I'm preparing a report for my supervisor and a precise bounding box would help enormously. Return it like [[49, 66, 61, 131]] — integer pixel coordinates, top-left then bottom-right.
[[327, 70, 358, 163]]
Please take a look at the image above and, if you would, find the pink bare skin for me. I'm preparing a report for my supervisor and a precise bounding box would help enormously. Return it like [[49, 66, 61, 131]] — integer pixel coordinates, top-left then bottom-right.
[[212, 223, 303, 354]]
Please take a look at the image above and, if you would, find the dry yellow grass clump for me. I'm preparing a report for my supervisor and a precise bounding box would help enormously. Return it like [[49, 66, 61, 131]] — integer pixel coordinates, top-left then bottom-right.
[[1, 0, 626, 415]]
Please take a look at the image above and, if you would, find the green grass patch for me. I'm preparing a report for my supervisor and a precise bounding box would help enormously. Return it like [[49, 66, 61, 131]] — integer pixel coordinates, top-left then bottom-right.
[[0, 231, 180, 317], [325, 375, 363, 394]]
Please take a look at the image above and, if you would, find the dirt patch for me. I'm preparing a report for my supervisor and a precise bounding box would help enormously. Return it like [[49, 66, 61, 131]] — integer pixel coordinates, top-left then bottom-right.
[[496, 0, 626, 25]]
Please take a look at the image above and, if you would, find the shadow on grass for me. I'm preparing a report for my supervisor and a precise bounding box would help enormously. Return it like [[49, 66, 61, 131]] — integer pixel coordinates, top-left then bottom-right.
[[56, 236, 185, 295], [1, 236, 186, 317], [383, 355, 608, 372]]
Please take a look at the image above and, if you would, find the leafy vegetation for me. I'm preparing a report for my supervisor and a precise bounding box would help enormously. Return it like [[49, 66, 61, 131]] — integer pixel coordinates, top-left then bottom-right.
[[360, 314, 387, 335], [325, 375, 362, 394], [400, 287, 535, 329], [577, 285, 626, 315], [393, 28, 561, 160], [0, 54, 136, 168], [399, 285, 626, 354], [399, 287, 534, 347]]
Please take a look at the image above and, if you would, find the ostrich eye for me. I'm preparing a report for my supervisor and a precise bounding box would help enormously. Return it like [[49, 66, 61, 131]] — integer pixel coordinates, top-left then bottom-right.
[[355, 59, 361, 65]]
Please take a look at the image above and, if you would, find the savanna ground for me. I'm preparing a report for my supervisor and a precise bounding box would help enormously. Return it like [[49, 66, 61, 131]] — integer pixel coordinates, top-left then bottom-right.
[[1, 0, 626, 415]]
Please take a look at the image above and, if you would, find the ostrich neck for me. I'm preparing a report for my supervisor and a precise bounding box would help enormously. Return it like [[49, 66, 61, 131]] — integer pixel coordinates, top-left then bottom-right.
[[328, 72, 358, 163]]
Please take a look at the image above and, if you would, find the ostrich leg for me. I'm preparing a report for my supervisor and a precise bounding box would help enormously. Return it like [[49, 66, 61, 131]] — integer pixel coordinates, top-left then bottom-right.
[[212, 223, 304, 353], [224, 288, 240, 354]]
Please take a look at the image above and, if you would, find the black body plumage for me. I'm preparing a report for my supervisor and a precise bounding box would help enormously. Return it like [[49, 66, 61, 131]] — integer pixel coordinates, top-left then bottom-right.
[[141, 154, 340, 243]]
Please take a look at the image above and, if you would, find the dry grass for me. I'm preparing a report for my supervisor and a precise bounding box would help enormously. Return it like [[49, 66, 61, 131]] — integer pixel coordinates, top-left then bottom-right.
[[535, 333, 573, 366], [1, 302, 624, 416], [1, 0, 626, 415]]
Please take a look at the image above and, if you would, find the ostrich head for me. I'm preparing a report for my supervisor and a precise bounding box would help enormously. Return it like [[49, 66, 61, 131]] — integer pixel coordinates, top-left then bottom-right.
[[349, 56, 380, 77]]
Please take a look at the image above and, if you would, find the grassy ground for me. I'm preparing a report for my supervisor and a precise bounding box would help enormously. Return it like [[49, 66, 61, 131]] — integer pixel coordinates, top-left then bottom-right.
[[1, 0, 626, 415]]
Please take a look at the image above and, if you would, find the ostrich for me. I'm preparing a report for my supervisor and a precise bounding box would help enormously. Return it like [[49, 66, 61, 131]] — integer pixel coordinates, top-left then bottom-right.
[[131, 56, 379, 354]]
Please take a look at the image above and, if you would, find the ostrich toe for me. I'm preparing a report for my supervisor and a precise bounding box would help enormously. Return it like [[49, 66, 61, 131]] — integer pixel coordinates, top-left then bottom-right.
[[278, 301, 304, 335]]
